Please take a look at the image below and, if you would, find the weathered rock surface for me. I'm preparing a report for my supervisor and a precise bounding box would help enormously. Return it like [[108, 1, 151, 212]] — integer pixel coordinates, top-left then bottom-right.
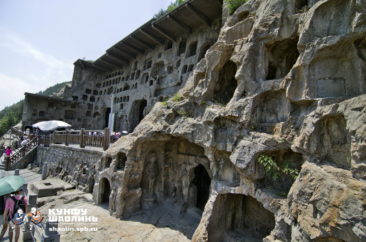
[[92, 0, 366, 241]]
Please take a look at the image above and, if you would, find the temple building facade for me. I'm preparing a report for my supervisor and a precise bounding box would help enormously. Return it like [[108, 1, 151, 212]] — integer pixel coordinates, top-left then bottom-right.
[[22, 0, 223, 132]]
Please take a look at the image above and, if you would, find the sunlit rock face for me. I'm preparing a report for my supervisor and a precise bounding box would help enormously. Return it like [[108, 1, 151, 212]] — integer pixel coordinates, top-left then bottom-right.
[[93, 0, 366, 241]]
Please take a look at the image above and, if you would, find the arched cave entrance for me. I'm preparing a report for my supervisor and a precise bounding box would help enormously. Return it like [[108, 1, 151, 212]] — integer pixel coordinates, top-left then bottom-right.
[[104, 108, 111, 128], [214, 60, 237, 104], [207, 194, 275, 241], [129, 99, 147, 132], [99, 178, 111, 205], [192, 165, 211, 210]]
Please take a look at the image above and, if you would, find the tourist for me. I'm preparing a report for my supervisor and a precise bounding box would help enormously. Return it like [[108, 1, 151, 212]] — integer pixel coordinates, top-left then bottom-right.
[[20, 138, 29, 147], [4, 147, 12, 157], [0, 189, 28, 242]]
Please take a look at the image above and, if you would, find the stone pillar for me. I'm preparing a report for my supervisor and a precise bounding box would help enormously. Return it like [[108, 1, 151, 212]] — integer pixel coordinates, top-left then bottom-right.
[[103, 128, 110, 151], [65, 130, 69, 146], [14, 169, 19, 175], [42, 163, 48, 180], [4, 156, 11, 171], [80, 129, 85, 148]]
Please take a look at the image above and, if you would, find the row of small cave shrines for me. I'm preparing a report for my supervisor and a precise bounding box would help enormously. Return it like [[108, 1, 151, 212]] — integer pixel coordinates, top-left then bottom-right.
[[92, 136, 293, 241]]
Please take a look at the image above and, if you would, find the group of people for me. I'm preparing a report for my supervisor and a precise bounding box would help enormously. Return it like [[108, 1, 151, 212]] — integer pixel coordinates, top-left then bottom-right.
[[0, 189, 28, 242], [0, 190, 43, 242]]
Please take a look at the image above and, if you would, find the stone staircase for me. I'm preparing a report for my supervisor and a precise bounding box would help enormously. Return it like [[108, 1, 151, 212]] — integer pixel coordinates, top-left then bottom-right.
[[0, 137, 39, 171]]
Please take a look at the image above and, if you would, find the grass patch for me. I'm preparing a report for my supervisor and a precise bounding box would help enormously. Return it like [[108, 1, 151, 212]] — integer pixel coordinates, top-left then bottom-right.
[[171, 93, 183, 102]]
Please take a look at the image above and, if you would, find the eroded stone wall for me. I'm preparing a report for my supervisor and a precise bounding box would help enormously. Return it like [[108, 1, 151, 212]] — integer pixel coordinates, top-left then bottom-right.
[[37, 145, 102, 192], [93, 0, 366, 241]]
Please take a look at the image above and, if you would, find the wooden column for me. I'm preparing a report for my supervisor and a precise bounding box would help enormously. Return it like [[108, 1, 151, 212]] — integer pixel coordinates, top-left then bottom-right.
[[80, 129, 85, 148], [103, 128, 110, 151]]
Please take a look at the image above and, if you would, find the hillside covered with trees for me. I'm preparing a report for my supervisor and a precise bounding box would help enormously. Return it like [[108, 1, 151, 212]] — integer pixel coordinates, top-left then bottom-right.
[[0, 81, 70, 136]]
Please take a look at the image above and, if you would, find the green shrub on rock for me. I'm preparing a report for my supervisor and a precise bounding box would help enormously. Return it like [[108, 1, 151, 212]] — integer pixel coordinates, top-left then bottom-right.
[[225, 0, 248, 14]]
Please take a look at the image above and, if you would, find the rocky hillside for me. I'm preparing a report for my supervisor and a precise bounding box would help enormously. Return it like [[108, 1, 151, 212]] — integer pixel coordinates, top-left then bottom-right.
[[95, 0, 366, 241], [0, 81, 70, 137]]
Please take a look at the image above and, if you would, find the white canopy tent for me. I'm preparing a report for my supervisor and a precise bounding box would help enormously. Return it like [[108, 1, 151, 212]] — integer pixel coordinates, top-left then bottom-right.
[[32, 120, 71, 132]]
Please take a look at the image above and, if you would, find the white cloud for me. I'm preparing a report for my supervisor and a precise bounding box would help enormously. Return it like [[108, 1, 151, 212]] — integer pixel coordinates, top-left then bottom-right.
[[0, 73, 36, 110], [4, 35, 71, 70], [0, 34, 74, 110]]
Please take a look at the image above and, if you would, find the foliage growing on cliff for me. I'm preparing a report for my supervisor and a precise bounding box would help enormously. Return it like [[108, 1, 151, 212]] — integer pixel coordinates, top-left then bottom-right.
[[171, 93, 183, 102], [154, 0, 187, 19], [257, 154, 299, 181], [225, 0, 247, 14], [0, 81, 70, 137]]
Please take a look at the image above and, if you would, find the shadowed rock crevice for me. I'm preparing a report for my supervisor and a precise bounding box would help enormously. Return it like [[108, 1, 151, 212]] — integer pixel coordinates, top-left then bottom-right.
[[266, 37, 299, 80], [213, 60, 237, 104], [207, 194, 275, 242]]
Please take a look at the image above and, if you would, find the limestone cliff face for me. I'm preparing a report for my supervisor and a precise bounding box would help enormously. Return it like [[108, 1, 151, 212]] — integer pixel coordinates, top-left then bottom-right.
[[93, 0, 366, 241]]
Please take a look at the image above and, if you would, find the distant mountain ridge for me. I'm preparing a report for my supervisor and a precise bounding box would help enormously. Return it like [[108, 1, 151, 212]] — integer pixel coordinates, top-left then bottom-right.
[[0, 81, 70, 136]]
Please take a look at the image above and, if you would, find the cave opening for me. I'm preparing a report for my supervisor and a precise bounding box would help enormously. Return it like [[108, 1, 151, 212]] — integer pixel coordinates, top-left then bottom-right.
[[214, 60, 237, 104], [208, 194, 275, 241], [266, 37, 299, 80], [192, 164, 211, 211], [129, 99, 147, 132], [100, 178, 111, 205]]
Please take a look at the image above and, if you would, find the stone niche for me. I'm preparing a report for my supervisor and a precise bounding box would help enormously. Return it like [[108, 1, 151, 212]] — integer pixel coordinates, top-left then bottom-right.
[[251, 90, 291, 133], [213, 117, 239, 151], [139, 137, 211, 212], [129, 99, 147, 132], [265, 37, 299, 80], [257, 149, 303, 195], [99, 177, 111, 205], [309, 115, 350, 169], [207, 194, 275, 242], [213, 60, 238, 104]]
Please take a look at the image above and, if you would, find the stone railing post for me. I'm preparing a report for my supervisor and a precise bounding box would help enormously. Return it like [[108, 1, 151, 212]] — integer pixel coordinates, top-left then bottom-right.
[[4, 156, 11, 171], [14, 169, 19, 175], [80, 129, 85, 148], [65, 130, 69, 146], [103, 128, 110, 151]]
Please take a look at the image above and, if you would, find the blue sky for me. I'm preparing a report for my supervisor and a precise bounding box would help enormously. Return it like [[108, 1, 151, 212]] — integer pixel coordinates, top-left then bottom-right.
[[0, 0, 172, 110]]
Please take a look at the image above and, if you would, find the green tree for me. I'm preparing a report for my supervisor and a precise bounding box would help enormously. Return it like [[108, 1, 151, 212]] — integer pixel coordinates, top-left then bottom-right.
[[154, 0, 187, 19], [225, 0, 247, 14]]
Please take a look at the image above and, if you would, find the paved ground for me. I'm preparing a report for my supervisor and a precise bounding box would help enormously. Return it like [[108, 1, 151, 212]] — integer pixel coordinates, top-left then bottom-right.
[[0, 169, 43, 242], [0, 168, 42, 184], [0, 169, 197, 241]]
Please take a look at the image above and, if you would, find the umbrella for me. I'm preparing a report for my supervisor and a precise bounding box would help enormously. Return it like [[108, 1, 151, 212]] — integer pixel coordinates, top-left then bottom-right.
[[0, 176, 25, 196], [32, 120, 71, 132]]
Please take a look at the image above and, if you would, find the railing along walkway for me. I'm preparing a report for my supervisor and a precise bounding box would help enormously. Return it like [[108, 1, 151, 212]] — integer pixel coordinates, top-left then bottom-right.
[[3, 137, 39, 170], [39, 128, 111, 151]]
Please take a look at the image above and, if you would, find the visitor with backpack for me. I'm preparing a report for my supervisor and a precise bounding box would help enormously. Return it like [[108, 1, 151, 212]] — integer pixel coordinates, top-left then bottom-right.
[[0, 189, 28, 242]]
